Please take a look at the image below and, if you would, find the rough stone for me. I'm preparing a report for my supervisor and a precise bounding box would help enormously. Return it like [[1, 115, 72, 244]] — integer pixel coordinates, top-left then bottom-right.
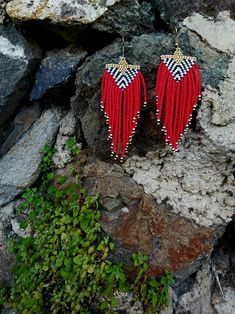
[[124, 148, 234, 228], [184, 11, 235, 53], [6, 0, 155, 38], [0, 0, 6, 24], [0, 109, 61, 207], [0, 103, 41, 157], [102, 194, 220, 281], [11, 218, 31, 238], [82, 159, 142, 204], [204, 56, 235, 127], [0, 24, 41, 131], [80, 159, 223, 281], [53, 110, 80, 169], [152, 0, 235, 27], [30, 46, 87, 103], [113, 292, 144, 314], [212, 287, 235, 314], [172, 263, 214, 314], [0, 214, 14, 285]]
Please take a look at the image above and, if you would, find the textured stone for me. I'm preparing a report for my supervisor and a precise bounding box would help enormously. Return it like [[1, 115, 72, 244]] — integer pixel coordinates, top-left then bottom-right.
[[11, 218, 31, 238], [212, 287, 235, 314], [30, 46, 87, 103], [184, 11, 235, 53], [0, 0, 6, 24], [101, 194, 219, 281], [82, 160, 142, 204], [0, 104, 41, 157], [0, 200, 21, 227], [0, 24, 41, 130], [0, 109, 61, 207], [113, 292, 144, 314], [6, 0, 154, 38], [173, 264, 214, 314], [53, 111, 80, 169], [80, 159, 223, 281], [0, 217, 14, 285], [152, 0, 235, 27], [205, 56, 235, 127], [124, 149, 234, 228]]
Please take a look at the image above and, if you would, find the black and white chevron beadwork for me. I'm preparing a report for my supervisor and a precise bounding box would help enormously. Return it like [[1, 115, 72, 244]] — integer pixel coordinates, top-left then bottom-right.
[[163, 58, 195, 81], [107, 67, 139, 90]]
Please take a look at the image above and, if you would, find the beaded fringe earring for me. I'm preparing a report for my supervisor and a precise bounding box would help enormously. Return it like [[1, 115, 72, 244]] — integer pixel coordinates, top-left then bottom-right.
[[101, 38, 147, 161], [156, 40, 201, 151]]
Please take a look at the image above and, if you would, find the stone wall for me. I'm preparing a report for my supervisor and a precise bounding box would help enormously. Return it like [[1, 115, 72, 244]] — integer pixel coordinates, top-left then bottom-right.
[[0, 1, 234, 313]]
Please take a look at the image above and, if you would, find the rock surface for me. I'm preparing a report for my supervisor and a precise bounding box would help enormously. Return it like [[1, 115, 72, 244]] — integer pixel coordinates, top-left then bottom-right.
[[152, 0, 235, 27], [52, 110, 80, 168], [30, 46, 87, 103], [6, 0, 154, 38], [0, 25, 41, 132], [81, 159, 224, 281], [0, 104, 41, 157], [0, 1, 234, 313], [0, 109, 61, 207], [212, 287, 235, 313], [173, 263, 214, 314], [184, 11, 235, 53], [0, 0, 6, 24]]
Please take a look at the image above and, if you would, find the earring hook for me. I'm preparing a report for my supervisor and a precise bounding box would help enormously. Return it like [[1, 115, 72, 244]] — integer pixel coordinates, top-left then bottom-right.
[[122, 36, 125, 57], [174, 27, 179, 46]]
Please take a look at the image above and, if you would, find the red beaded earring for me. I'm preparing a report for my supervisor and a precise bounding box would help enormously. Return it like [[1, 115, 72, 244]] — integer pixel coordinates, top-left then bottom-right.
[[101, 38, 147, 161], [156, 40, 201, 151]]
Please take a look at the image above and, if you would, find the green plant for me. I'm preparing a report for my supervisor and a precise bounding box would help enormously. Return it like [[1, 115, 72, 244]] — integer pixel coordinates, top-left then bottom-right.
[[0, 286, 8, 306], [2, 142, 174, 314], [131, 253, 175, 314], [65, 136, 80, 157]]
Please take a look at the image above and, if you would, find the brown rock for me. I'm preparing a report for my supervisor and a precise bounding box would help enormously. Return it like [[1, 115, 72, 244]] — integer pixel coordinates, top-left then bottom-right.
[[80, 159, 224, 281]]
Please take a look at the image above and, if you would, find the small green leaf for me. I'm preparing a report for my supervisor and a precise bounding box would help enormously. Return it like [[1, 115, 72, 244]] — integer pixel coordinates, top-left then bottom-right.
[[111, 296, 117, 308], [47, 172, 54, 181], [100, 300, 109, 310], [149, 279, 158, 288], [57, 176, 67, 184]]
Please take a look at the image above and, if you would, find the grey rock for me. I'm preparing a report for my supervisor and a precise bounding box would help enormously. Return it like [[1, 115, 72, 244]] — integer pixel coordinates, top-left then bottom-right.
[[6, 0, 155, 39], [11, 218, 30, 238], [0, 200, 21, 225], [30, 46, 87, 103], [152, 0, 235, 28], [0, 103, 41, 157], [113, 292, 144, 314], [0, 0, 6, 24], [184, 11, 235, 54], [0, 220, 13, 286], [212, 287, 235, 314], [0, 109, 61, 207], [0, 24, 41, 131], [53, 111, 80, 169], [173, 263, 214, 314], [100, 196, 124, 211]]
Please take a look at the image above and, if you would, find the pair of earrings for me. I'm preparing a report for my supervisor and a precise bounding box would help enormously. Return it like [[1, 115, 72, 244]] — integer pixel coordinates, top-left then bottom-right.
[[101, 38, 201, 161]]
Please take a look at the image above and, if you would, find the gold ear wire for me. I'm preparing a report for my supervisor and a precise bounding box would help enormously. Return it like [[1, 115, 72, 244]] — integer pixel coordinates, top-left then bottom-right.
[[174, 27, 179, 47], [122, 36, 125, 57]]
